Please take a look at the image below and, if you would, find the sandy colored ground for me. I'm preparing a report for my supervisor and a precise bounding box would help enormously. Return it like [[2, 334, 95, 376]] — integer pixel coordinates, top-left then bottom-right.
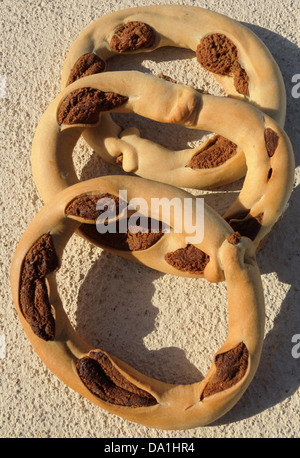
[[1, 0, 299, 438]]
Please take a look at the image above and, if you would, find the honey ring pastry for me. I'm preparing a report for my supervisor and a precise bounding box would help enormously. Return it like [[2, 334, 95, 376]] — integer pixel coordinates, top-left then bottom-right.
[[10, 175, 265, 429], [60, 4, 287, 188], [31, 71, 295, 250]]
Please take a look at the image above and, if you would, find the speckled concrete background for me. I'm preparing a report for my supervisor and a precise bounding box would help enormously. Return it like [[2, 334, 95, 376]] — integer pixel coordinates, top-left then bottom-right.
[[1, 0, 299, 438]]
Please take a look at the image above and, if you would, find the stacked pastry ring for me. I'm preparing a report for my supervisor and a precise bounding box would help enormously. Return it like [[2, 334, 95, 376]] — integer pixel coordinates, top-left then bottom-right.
[[10, 5, 294, 430]]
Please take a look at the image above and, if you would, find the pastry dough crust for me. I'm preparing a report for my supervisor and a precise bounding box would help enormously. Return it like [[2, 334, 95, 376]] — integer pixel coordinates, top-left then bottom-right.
[[31, 71, 294, 249], [10, 176, 265, 429], [60, 5, 286, 188]]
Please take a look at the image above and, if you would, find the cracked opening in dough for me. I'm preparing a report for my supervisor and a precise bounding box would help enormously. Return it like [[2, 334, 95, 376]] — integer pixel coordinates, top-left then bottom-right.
[[164, 244, 209, 274], [19, 233, 58, 341], [65, 193, 121, 220], [57, 88, 128, 125], [79, 220, 164, 252], [196, 33, 249, 96], [110, 21, 155, 53], [66, 53, 106, 86], [200, 342, 249, 399], [76, 350, 157, 407], [264, 128, 279, 157], [186, 135, 238, 169], [66, 193, 165, 251]]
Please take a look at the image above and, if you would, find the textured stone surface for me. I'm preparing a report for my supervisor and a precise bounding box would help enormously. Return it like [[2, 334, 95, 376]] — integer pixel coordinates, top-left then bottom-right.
[[1, 0, 299, 439]]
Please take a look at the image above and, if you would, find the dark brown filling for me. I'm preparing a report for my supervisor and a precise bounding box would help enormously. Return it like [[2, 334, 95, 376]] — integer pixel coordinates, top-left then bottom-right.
[[164, 244, 209, 274], [110, 21, 155, 53], [229, 213, 263, 241], [227, 231, 242, 245], [76, 351, 157, 407], [57, 87, 128, 125], [186, 135, 238, 169], [65, 193, 121, 220], [200, 342, 248, 399], [79, 217, 164, 252], [66, 53, 106, 86], [196, 34, 249, 96], [19, 233, 59, 341], [264, 128, 279, 157]]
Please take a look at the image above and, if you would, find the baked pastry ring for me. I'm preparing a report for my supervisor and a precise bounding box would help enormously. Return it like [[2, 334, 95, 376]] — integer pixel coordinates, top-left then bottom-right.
[[60, 4, 287, 188], [31, 71, 295, 250], [10, 176, 265, 429]]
